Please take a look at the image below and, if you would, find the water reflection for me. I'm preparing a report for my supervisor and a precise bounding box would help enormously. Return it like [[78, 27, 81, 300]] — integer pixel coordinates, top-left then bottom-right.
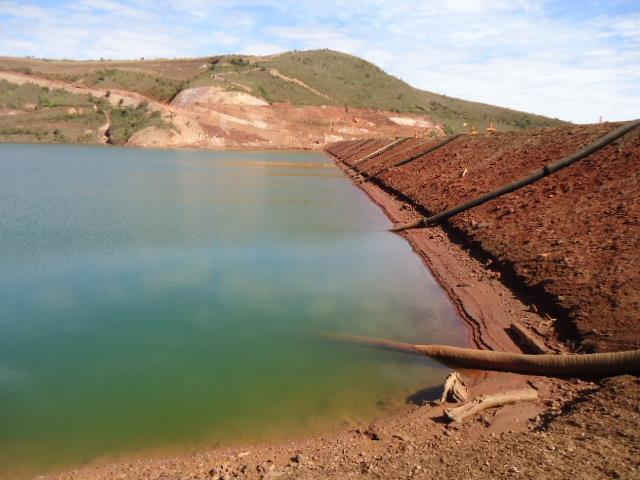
[[0, 144, 465, 478]]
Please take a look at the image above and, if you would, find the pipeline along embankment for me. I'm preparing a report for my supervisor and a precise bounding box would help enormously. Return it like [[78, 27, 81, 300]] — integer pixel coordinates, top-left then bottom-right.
[[326, 122, 640, 354]]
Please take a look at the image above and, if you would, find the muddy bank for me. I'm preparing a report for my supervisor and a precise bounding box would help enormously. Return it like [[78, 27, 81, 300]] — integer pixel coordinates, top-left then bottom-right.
[[328, 123, 640, 353]]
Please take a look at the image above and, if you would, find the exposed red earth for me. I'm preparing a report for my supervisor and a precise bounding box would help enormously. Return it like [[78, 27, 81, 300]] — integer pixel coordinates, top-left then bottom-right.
[[130, 85, 445, 150], [0, 71, 444, 149], [359, 138, 440, 176], [329, 123, 640, 353]]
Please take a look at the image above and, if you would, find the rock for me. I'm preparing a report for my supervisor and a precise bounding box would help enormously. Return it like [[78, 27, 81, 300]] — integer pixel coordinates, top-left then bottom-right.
[[292, 453, 306, 464], [364, 429, 381, 441]]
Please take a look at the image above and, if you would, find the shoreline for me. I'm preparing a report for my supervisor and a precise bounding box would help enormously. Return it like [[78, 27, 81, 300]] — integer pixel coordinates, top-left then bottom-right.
[[326, 153, 570, 399], [38, 149, 584, 480], [0, 140, 323, 153], [328, 152, 564, 355]]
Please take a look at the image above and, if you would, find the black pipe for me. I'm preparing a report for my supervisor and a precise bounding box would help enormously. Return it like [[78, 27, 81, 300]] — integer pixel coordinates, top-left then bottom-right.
[[351, 137, 410, 167], [342, 139, 380, 165], [362, 134, 463, 182], [392, 119, 640, 232]]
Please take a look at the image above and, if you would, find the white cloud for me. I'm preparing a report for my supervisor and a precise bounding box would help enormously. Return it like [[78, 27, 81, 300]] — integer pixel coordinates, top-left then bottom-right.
[[0, 0, 638, 122], [239, 42, 286, 56], [75, 0, 149, 18], [266, 26, 363, 52]]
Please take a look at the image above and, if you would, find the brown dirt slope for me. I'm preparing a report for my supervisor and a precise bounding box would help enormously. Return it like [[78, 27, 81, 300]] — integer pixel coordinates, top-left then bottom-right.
[[327, 123, 640, 352], [340, 139, 390, 164], [353, 138, 438, 176]]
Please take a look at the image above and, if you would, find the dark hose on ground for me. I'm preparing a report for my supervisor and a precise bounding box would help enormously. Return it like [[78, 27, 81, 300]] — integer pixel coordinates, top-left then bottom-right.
[[391, 119, 640, 232], [351, 137, 410, 166], [362, 134, 462, 181]]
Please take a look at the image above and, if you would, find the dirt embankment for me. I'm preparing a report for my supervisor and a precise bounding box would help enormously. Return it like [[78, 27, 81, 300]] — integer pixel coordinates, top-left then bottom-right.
[[316, 123, 640, 479], [329, 123, 640, 353]]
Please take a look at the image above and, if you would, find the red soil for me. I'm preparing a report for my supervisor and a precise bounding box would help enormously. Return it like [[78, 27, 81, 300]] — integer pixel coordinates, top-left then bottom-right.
[[327, 123, 640, 353], [354, 138, 437, 175]]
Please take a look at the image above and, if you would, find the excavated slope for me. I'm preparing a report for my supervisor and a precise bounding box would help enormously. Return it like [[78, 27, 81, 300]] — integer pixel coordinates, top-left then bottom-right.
[[327, 123, 640, 352]]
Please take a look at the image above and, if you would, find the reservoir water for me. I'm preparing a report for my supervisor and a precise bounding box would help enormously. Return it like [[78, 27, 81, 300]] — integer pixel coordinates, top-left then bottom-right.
[[0, 144, 465, 477]]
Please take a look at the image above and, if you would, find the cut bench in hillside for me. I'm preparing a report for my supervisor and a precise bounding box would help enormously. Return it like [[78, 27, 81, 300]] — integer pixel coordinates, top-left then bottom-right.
[[1, 49, 567, 148]]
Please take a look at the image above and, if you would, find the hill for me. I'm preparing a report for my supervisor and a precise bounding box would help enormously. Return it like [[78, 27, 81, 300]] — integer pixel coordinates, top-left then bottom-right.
[[0, 49, 567, 148], [201, 50, 564, 133]]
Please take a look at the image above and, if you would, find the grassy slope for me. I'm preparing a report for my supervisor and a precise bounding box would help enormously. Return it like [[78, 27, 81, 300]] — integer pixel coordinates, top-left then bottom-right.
[[0, 49, 566, 135], [0, 80, 169, 145], [260, 51, 565, 132], [81, 69, 184, 102], [184, 50, 566, 132]]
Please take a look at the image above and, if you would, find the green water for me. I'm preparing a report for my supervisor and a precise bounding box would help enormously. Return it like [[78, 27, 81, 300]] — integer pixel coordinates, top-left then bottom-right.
[[0, 144, 465, 477]]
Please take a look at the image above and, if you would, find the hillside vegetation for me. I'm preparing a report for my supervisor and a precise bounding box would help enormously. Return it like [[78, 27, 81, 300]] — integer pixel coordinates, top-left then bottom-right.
[[0, 80, 170, 145], [0, 50, 565, 134], [247, 51, 565, 132]]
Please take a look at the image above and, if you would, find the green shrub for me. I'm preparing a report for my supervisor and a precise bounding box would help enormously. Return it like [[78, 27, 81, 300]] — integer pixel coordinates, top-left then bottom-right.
[[257, 86, 271, 103], [107, 102, 171, 145]]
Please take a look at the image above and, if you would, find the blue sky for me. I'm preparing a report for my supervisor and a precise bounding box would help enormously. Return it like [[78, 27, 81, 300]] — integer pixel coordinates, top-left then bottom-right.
[[1, 0, 638, 123]]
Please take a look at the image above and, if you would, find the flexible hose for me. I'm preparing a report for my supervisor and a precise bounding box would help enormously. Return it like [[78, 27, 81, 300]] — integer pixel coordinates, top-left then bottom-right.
[[362, 134, 462, 181], [341, 139, 379, 164], [391, 119, 640, 231], [331, 139, 369, 160], [322, 332, 640, 377], [352, 137, 410, 166]]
